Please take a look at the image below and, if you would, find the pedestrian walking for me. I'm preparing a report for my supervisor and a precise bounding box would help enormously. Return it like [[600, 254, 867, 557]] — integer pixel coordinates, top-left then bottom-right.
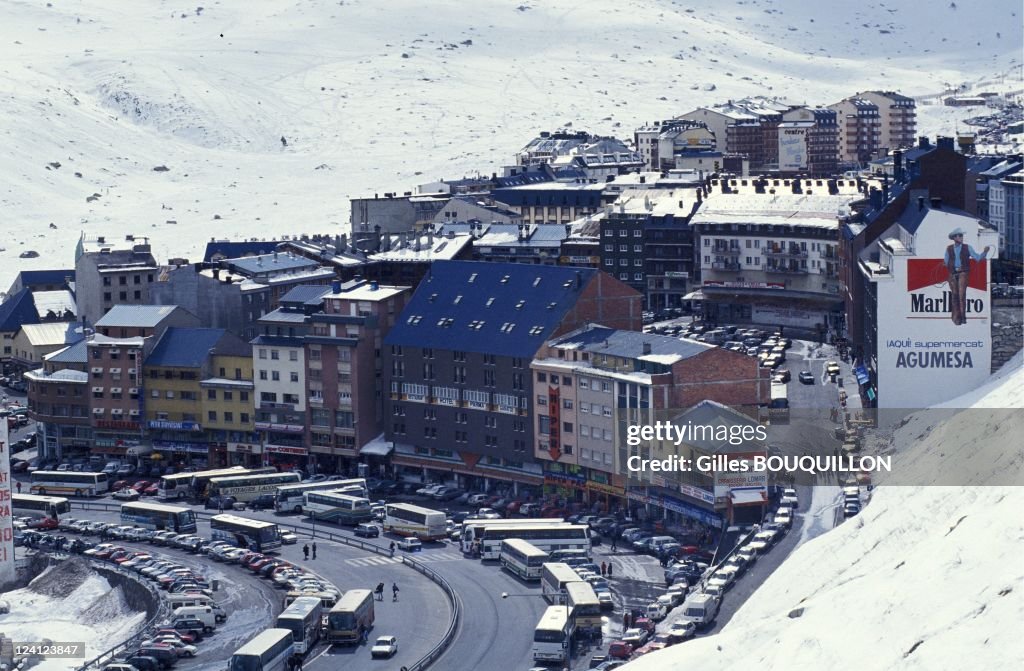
[[610, 537, 617, 552], [311, 542, 317, 560], [218, 500, 225, 513], [376, 582, 385, 601], [600, 561, 607, 577], [15, 481, 21, 494], [392, 582, 400, 601], [389, 541, 396, 557], [359, 628, 368, 645], [607, 561, 613, 578], [302, 544, 310, 560], [294, 654, 303, 671]]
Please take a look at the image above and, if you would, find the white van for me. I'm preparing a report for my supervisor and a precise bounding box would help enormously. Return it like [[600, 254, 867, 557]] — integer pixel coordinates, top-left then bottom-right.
[[682, 593, 719, 629], [646, 601, 668, 621], [173, 605, 224, 626], [168, 593, 215, 610]]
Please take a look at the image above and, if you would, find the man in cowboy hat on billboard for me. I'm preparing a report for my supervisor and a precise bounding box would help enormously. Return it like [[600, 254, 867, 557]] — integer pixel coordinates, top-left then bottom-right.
[[944, 227, 990, 325]]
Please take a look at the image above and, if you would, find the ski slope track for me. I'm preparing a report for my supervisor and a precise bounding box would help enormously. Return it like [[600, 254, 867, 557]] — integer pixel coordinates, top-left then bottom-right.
[[0, 0, 1020, 288]]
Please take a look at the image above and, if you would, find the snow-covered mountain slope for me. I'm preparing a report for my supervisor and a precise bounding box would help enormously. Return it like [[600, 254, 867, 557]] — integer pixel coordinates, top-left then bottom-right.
[[626, 355, 1024, 671], [1, 0, 1019, 288]]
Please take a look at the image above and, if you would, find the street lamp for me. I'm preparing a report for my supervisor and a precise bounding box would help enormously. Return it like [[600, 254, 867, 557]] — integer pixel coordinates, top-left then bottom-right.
[[501, 590, 573, 671]]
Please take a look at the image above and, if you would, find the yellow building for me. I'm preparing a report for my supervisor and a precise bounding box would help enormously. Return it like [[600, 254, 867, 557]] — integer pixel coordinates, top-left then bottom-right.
[[143, 327, 252, 466]]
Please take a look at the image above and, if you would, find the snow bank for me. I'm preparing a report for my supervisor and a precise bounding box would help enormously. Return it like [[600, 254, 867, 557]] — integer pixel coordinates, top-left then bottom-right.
[[626, 357, 1024, 670], [0, 559, 147, 671]]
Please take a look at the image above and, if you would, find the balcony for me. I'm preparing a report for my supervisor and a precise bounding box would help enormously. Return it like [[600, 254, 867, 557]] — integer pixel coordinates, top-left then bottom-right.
[[764, 246, 807, 258], [711, 261, 741, 271], [765, 264, 808, 274], [712, 246, 741, 256]]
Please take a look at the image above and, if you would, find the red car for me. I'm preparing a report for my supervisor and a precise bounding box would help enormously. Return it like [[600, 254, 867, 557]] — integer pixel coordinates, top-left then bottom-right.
[[115, 551, 146, 564], [249, 557, 274, 572], [634, 617, 656, 634], [144, 484, 160, 496], [633, 634, 672, 656], [131, 480, 152, 492], [94, 545, 125, 559], [153, 629, 196, 644], [28, 517, 59, 530], [241, 553, 265, 568], [608, 641, 634, 660]]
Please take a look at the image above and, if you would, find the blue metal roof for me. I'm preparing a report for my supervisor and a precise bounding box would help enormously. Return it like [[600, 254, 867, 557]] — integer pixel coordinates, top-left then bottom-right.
[[16, 269, 74, 286], [95, 305, 181, 328], [146, 327, 240, 367], [491, 186, 604, 208], [47, 338, 89, 364], [384, 261, 597, 357], [203, 240, 281, 262], [279, 284, 331, 306], [0, 289, 40, 332]]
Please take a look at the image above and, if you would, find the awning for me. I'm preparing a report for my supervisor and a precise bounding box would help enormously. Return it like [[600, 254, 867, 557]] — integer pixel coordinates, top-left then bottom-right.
[[682, 290, 704, 301], [730, 489, 766, 505], [360, 434, 394, 457]]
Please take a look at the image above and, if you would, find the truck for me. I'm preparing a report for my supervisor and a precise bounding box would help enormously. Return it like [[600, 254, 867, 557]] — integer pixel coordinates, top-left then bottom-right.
[[681, 593, 719, 629]]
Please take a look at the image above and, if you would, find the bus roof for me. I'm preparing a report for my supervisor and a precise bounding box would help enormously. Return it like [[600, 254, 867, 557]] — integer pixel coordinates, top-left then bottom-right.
[[232, 628, 293, 656], [279, 596, 322, 618], [564, 581, 599, 603], [276, 479, 364, 493], [537, 605, 570, 629], [500, 538, 549, 557], [121, 501, 192, 514], [465, 517, 564, 527], [211, 514, 278, 529], [770, 384, 788, 399], [386, 502, 444, 516], [482, 523, 586, 533], [163, 467, 251, 482], [210, 472, 299, 484], [542, 562, 581, 581], [332, 589, 373, 611], [13, 493, 68, 502], [31, 470, 101, 477]]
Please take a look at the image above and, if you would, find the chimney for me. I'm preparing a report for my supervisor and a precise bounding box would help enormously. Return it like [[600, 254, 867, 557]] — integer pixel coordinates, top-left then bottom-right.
[[331, 280, 342, 293], [639, 175, 646, 184], [212, 268, 220, 280], [892, 149, 904, 183], [273, 251, 279, 262], [642, 342, 652, 355], [918, 196, 926, 211], [370, 281, 379, 291], [565, 224, 572, 237], [936, 136, 955, 151], [930, 197, 942, 209], [918, 136, 931, 150]]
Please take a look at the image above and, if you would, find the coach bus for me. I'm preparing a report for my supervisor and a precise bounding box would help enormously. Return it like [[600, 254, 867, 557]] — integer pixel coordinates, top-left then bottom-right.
[[12, 494, 70, 518], [275, 596, 322, 655], [157, 466, 272, 501], [303, 491, 374, 526], [227, 628, 294, 671], [284, 590, 337, 610], [29, 471, 108, 497], [478, 523, 590, 560], [565, 580, 601, 635], [326, 589, 375, 644], [499, 538, 550, 581], [274, 478, 367, 514], [119, 501, 198, 533], [460, 517, 564, 554], [208, 471, 301, 503], [210, 513, 282, 552], [541, 562, 581, 604], [532, 605, 574, 665], [383, 503, 447, 540]]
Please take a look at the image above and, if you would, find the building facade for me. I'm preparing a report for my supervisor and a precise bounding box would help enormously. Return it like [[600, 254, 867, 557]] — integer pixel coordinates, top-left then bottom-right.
[[75, 235, 159, 326]]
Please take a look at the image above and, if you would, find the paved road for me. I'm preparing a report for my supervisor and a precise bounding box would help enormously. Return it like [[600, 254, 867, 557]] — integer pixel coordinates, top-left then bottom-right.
[[63, 507, 450, 671]]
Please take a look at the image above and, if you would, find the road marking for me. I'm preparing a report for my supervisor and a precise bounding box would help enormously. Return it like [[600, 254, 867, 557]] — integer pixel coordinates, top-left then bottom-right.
[[344, 552, 463, 567]]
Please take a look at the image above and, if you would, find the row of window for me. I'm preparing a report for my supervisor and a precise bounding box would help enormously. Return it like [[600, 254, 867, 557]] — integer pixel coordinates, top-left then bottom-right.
[[258, 369, 300, 382], [603, 229, 645, 238], [205, 389, 251, 402], [258, 392, 301, 405], [102, 273, 153, 286], [258, 348, 300, 361], [205, 410, 250, 423]]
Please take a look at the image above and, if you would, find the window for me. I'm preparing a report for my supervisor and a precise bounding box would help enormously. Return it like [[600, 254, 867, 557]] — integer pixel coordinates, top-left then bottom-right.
[[289, 350, 298, 361], [562, 399, 573, 409], [270, 350, 280, 360], [207, 389, 217, 400], [619, 273, 628, 280], [224, 412, 234, 423], [537, 372, 547, 383], [290, 372, 299, 383], [634, 272, 644, 280], [604, 244, 613, 252], [580, 425, 590, 437], [240, 391, 249, 402], [537, 395, 548, 406], [208, 411, 217, 421], [538, 415, 551, 435], [259, 349, 267, 359], [704, 238, 710, 247], [634, 259, 643, 266], [271, 371, 280, 381], [634, 244, 643, 252], [260, 392, 277, 403]]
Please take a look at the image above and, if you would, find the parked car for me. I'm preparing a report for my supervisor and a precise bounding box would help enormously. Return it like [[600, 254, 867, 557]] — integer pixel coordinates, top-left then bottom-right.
[[354, 523, 380, 538], [248, 494, 276, 510], [397, 537, 422, 552], [112, 488, 140, 502], [280, 530, 298, 545], [607, 641, 634, 660], [621, 627, 649, 648]]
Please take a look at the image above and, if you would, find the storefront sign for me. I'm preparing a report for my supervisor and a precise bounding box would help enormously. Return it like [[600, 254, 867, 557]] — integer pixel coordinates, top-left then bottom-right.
[[679, 483, 716, 505], [586, 481, 623, 497], [661, 494, 721, 526], [264, 444, 309, 456], [703, 280, 785, 290], [779, 125, 808, 171], [228, 442, 262, 455], [148, 420, 202, 431], [95, 419, 141, 431], [255, 422, 305, 433], [154, 441, 210, 454]]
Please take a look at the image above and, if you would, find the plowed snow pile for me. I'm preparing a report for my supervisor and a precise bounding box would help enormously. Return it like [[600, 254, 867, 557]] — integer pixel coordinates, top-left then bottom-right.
[[0, 559, 147, 671]]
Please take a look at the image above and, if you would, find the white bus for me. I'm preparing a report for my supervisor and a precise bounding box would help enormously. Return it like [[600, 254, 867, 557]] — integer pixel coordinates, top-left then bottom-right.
[[384, 503, 447, 541], [120, 501, 198, 533], [499, 538, 550, 581], [157, 466, 271, 501], [12, 494, 70, 518], [274, 479, 367, 514], [541, 563, 581, 604], [275, 596, 322, 655], [769, 383, 789, 421], [460, 517, 564, 553], [209, 471, 301, 502], [478, 524, 591, 560], [211, 514, 282, 552], [304, 492, 374, 526], [532, 605, 574, 664], [227, 628, 295, 671], [565, 581, 601, 635], [29, 471, 108, 497]]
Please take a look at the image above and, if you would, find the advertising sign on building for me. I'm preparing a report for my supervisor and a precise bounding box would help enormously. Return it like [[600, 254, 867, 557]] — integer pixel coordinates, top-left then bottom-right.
[[778, 125, 808, 171], [873, 215, 999, 408], [0, 420, 15, 586]]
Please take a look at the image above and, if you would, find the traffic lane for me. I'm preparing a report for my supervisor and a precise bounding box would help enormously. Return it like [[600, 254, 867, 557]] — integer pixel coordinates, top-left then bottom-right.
[[428, 559, 546, 671], [276, 540, 451, 671]]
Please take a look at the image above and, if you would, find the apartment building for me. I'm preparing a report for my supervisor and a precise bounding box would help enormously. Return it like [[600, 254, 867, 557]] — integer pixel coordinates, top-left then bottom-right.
[[531, 326, 767, 521], [382, 261, 641, 495], [858, 91, 917, 151], [828, 97, 883, 166], [88, 334, 149, 462], [75, 234, 159, 325], [634, 119, 717, 171], [25, 340, 91, 463]]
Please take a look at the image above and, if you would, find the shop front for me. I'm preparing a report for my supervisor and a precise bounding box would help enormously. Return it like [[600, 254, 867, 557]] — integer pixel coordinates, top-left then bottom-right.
[[542, 463, 588, 503], [264, 444, 310, 472], [392, 444, 543, 495], [227, 441, 262, 467]]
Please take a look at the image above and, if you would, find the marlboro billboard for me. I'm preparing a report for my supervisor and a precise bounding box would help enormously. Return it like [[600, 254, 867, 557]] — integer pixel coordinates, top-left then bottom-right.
[[871, 207, 999, 408]]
